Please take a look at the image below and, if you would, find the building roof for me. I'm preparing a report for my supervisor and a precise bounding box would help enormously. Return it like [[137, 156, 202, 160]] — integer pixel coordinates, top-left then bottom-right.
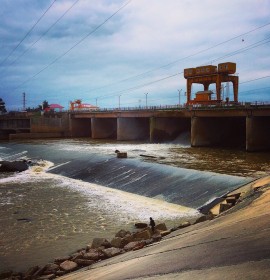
[[48, 104, 64, 109]]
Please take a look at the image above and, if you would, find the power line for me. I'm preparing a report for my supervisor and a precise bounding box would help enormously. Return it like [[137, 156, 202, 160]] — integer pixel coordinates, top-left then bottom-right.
[[7, 0, 80, 68], [0, 0, 57, 67], [94, 36, 270, 101], [11, 0, 132, 92], [240, 75, 270, 84], [82, 21, 270, 94]]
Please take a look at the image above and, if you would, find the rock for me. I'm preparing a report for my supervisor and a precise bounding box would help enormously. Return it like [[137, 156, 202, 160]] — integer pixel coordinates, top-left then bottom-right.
[[36, 274, 55, 280], [117, 152, 127, 158], [0, 271, 13, 279], [115, 229, 130, 238], [54, 256, 71, 264], [135, 222, 148, 229], [110, 237, 123, 248], [75, 259, 95, 267], [124, 241, 145, 252], [155, 223, 167, 231], [160, 230, 171, 237], [219, 203, 233, 213], [71, 252, 84, 262], [132, 242, 146, 251], [133, 228, 152, 240], [59, 260, 78, 272], [194, 214, 214, 224], [83, 249, 105, 261], [111, 235, 133, 248], [0, 160, 29, 172], [24, 266, 40, 278], [152, 233, 162, 242], [32, 266, 47, 278], [91, 238, 111, 249], [102, 247, 122, 258], [55, 270, 66, 277], [43, 263, 59, 274], [178, 221, 191, 229]]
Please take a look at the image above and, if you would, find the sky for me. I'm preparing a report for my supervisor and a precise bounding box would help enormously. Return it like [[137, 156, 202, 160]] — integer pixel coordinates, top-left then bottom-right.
[[0, 0, 270, 111]]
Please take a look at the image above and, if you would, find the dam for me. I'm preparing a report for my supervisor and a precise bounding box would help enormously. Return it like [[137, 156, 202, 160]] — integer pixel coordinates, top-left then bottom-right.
[[0, 104, 270, 151]]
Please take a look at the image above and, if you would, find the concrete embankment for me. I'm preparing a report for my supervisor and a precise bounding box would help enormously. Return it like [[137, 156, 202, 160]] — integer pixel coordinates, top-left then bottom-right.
[[59, 176, 270, 280]]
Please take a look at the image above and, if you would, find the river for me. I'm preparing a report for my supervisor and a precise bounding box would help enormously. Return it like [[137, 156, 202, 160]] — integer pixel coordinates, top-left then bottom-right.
[[0, 138, 269, 273]]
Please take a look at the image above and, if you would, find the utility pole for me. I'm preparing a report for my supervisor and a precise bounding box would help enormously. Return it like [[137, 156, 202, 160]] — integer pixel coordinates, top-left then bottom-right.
[[118, 95, 121, 109], [22, 92, 26, 111], [177, 89, 182, 106], [96, 98, 98, 107], [144, 93, 148, 108]]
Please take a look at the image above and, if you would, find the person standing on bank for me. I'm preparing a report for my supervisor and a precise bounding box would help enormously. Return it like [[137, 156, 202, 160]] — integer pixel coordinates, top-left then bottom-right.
[[149, 217, 155, 233]]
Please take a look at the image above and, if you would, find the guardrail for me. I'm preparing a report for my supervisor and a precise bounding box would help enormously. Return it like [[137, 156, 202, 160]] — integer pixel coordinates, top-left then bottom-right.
[[2, 102, 270, 117]]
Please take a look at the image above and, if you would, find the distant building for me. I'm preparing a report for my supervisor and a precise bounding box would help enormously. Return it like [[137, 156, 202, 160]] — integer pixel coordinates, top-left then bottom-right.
[[45, 104, 64, 112]]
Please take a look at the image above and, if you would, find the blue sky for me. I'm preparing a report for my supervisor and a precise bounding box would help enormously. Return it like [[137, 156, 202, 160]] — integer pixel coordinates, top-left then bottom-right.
[[0, 0, 270, 111]]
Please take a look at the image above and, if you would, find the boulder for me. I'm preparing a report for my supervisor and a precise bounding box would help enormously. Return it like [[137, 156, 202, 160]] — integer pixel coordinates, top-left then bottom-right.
[[134, 222, 148, 229], [194, 213, 214, 224], [36, 274, 55, 280], [155, 223, 167, 231], [32, 266, 47, 278], [24, 266, 40, 278], [55, 270, 66, 277], [43, 263, 59, 274], [178, 221, 191, 229], [75, 259, 95, 267], [133, 228, 152, 240], [83, 249, 105, 261], [110, 237, 123, 248], [0, 160, 29, 172], [102, 247, 122, 258], [59, 260, 78, 272], [160, 230, 171, 237], [152, 233, 162, 242], [115, 229, 130, 238], [219, 203, 233, 213], [91, 238, 111, 249], [54, 256, 71, 264], [111, 235, 133, 248], [0, 271, 13, 279], [124, 241, 145, 252]]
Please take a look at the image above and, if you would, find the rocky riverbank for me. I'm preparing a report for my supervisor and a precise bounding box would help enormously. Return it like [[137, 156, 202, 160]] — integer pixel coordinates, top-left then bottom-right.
[[1, 176, 269, 280], [0, 220, 196, 280]]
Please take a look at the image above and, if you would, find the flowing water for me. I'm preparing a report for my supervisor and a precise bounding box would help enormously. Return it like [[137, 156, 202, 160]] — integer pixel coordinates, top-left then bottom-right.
[[0, 138, 269, 273]]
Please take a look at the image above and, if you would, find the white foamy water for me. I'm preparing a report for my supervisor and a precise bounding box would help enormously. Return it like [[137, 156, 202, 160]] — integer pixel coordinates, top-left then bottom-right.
[[0, 163, 199, 273], [1, 163, 199, 221]]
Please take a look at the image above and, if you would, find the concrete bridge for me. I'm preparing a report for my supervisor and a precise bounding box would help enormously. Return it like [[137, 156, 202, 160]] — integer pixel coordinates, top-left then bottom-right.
[[1, 105, 270, 151]]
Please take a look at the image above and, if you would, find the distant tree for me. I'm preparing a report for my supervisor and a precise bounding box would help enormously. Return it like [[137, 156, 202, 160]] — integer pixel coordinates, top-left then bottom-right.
[[42, 100, 49, 110], [0, 98, 7, 114]]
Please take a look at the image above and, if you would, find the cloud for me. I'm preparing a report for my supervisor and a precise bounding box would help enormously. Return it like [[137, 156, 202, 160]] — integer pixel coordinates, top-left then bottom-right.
[[0, 0, 269, 110]]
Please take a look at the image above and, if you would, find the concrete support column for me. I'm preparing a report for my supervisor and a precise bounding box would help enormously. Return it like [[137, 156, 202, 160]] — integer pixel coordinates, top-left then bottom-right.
[[246, 116, 270, 151], [70, 118, 91, 137], [150, 117, 190, 143], [117, 117, 149, 141], [191, 117, 245, 147], [91, 118, 117, 139]]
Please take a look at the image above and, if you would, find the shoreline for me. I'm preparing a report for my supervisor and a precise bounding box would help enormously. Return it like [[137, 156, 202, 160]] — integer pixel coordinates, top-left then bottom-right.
[[58, 175, 270, 279], [2, 175, 269, 279]]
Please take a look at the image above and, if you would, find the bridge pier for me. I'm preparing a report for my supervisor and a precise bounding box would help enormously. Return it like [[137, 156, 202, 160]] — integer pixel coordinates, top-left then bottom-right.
[[117, 117, 149, 141], [150, 117, 190, 143], [91, 118, 117, 139], [246, 116, 270, 151], [191, 117, 246, 148], [70, 118, 91, 137]]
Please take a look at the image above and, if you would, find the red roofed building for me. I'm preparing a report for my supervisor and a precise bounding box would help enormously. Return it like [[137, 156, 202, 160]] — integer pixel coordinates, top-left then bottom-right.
[[44, 104, 64, 112]]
